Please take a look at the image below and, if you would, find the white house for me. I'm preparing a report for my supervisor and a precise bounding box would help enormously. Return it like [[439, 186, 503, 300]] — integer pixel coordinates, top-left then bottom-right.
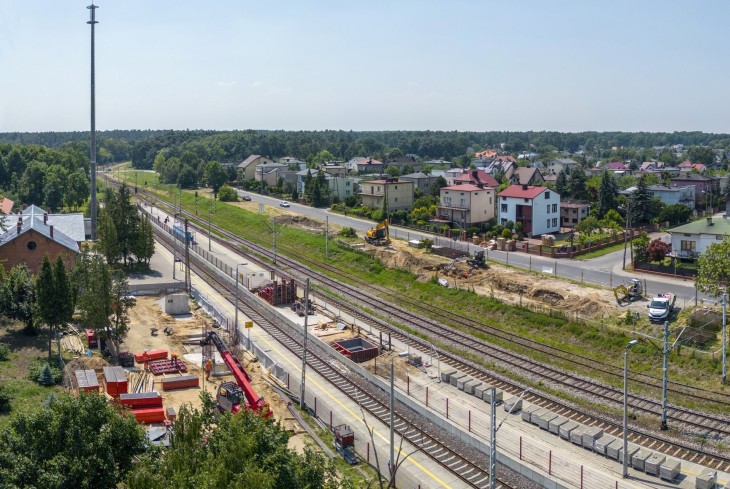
[[435, 184, 496, 227], [497, 185, 561, 236], [669, 216, 730, 258]]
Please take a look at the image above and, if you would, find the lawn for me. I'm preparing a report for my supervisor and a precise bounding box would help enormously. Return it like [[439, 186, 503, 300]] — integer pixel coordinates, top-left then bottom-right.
[[575, 241, 628, 260]]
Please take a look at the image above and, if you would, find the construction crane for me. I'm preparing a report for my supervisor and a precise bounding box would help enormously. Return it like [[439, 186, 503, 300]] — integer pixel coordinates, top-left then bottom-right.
[[365, 219, 390, 245], [205, 331, 272, 418]]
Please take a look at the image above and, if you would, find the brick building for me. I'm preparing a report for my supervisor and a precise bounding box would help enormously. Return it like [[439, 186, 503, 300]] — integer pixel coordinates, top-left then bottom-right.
[[0, 213, 79, 273]]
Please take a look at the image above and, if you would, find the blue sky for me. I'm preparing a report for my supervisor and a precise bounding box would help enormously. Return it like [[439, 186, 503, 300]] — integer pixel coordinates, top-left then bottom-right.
[[1, 1, 729, 133]]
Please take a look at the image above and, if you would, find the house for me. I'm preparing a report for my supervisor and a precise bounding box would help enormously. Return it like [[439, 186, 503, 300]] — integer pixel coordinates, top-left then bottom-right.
[[508, 167, 544, 186], [385, 156, 421, 173], [320, 163, 348, 177], [497, 185, 561, 236], [346, 157, 384, 174], [0, 212, 79, 273], [278, 156, 307, 169], [399, 172, 435, 193], [670, 175, 719, 207], [444, 168, 467, 186], [474, 150, 497, 159], [604, 162, 628, 173], [254, 162, 290, 186], [678, 160, 707, 173], [560, 201, 591, 228], [648, 185, 696, 210], [21, 205, 86, 242], [453, 169, 499, 188], [483, 159, 516, 177], [238, 155, 275, 181], [435, 184, 496, 227], [295, 170, 358, 202], [358, 178, 414, 211], [421, 159, 452, 169], [669, 217, 730, 258]]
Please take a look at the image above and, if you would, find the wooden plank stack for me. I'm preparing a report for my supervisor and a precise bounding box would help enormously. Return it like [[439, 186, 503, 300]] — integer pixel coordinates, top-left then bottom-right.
[[161, 374, 199, 391], [127, 371, 154, 393], [61, 335, 86, 355]]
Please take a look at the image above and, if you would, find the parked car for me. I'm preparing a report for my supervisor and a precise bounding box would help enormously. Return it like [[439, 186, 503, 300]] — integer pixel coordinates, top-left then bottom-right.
[[279, 201, 290, 207], [242, 195, 251, 201]]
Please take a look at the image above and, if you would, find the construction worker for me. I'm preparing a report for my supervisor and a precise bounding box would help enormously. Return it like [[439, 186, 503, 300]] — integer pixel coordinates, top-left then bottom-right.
[[171, 353, 179, 361], [205, 358, 212, 380]]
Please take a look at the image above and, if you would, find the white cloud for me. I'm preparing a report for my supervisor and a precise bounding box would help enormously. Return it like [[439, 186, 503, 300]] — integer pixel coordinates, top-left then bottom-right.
[[250, 81, 262, 87]]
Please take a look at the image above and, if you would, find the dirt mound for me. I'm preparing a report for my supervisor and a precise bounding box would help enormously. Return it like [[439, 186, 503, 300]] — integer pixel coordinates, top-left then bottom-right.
[[529, 288, 564, 305], [277, 215, 323, 232]]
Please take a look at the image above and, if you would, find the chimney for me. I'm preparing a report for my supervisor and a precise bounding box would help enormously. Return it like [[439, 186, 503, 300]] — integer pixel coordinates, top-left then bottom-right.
[[16, 217, 22, 234], [522, 184, 528, 190], [707, 217, 713, 226], [50, 225, 54, 238], [43, 212, 48, 224]]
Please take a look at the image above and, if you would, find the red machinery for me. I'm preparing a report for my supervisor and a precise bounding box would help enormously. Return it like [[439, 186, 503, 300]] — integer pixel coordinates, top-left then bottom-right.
[[206, 331, 272, 418]]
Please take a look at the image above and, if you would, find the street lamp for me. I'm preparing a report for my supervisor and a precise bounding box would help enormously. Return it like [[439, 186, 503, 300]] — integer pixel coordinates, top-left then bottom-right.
[[623, 339, 639, 478], [234, 263, 247, 336]]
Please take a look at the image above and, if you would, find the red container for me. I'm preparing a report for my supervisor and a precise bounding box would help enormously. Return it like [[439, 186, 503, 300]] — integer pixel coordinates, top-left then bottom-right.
[[85, 329, 97, 348], [134, 349, 168, 363], [119, 392, 163, 408], [161, 374, 199, 391], [131, 407, 165, 424], [75, 369, 99, 393], [103, 366, 128, 397]]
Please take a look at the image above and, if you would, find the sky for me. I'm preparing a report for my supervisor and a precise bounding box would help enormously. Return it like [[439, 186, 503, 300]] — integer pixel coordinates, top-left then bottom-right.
[[1, 0, 729, 133]]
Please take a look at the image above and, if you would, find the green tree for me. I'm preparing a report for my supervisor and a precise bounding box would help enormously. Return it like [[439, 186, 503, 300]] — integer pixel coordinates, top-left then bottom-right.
[[596, 170, 617, 218], [125, 393, 345, 489], [37, 363, 55, 386], [43, 165, 68, 212], [75, 254, 113, 341], [35, 256, 56, 357], [132, 215, 155, 265], [66, 170, 90, 210], [107, 184, 141, 266], [178, 165, 198, 189], [696, 236, 730, 297], [0, 264, 35, 333], [632, 231, 650, 263], [430, 176, 448, 197], [97, 211, 121, 265], [218, 185, 238, 202], [204, 160, 228, 198], [52, 257, 73, 354], [555, 168, 568, 197], [567, 166, 587, 199], [0, 393, 146, 488], [17, 160, 47, 205], [109, 270, 134, 352], [311, 149, 336, 167], [657, 203, 692, 226], [646, 239, 669, 262], [687, 146, 715, 166], [630, 175, 652, 224]]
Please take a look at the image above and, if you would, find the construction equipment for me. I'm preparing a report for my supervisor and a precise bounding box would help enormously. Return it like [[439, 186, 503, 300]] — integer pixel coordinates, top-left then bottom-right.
[[365, 219, 390, 245], [467, 250, 486, 268], [648, 293, 676, 323], [613, 278, 643, 305], [291, 298, 315, 317], [333, 424, 358, 465], [204, 331, 272, 418]]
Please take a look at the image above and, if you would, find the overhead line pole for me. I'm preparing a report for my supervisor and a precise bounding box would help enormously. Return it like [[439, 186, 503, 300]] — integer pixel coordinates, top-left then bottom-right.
[[299, 279, 310, 410], [87, 3, 99, 240]]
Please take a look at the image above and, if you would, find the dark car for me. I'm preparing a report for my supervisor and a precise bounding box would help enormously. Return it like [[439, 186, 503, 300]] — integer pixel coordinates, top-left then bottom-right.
[[242, 195, 252, 201]]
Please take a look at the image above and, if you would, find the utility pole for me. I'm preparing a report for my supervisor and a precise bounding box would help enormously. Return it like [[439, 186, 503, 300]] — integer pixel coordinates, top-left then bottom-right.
[[184, 219, 191, 295], [661, 321, 669, 430], [208, 198, 212, 251], [273, 219, 277, 265], [87, 3, 98, 240], [325, 215, 329, 259], [723, 291, 727, 383], [299, 279, 310, 409], [389, 359, 395, 486], [489, 387, 497, 488], [622, 199, 630, 270]]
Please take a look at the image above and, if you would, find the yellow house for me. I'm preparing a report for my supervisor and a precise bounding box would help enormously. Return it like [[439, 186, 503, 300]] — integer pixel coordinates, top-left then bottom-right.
[[359, 178, 414, 211]]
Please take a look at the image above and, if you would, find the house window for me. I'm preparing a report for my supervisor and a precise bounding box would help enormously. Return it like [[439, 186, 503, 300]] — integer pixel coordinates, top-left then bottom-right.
[[552, 204, 557, 213], [501, 204, 508, 213], [524, 198, 529, 203], [545, 191, 550, 199], [552, 218, 557, 227], [546, 219, 550, 228], [501, 218, 507, 225], [717, 235, 723, 240], [547, 204, 550, 214], [572, 218, 578, 223], [680, 240, 696, 252], [27, 241, 37, 251], [502, 196, 506, 201]]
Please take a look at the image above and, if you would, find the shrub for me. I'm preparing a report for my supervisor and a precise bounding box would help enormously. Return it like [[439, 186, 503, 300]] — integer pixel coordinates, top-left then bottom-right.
[[218, 185, 238, 202], [38, 363, 56, 386], [419, 238, 434, 250], [0, 384, 11, 413], [647, 239, 670, 262], [338, 227, 357, 238], [501, 228, 513, 239], [371, 209, 385, 222], [29, 360, 63, 385], [0, 343, 10, 361]]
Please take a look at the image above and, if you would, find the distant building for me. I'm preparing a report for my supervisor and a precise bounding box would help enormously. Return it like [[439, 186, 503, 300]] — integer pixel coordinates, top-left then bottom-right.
[[452, 169, 499, 187], [497, 185, 561, 236], [669, 217, 730, 258], [238, 155, 274, 181], [508, 167, 544, 186], [435, 184, 496, 227], [0, 196, 14, 215], [358, 178, 414, 211], [254, 162, 289, 186], [346, 157, 384, 174], [648, 185, 695, 210], [560, 201, 591, 228], [400, 172, 436, 193]]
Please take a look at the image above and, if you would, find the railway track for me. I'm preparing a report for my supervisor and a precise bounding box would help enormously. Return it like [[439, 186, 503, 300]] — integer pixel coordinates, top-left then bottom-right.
[[151, 220, 507, 489], [110, 177, 730, 471]]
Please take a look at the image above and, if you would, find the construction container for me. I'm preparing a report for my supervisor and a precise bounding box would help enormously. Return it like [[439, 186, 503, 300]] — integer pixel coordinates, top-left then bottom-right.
[[166, 407, 177, 422], [529, 408, 549, 427], [103, 366, 128, 397], [593, 435, 616, 456], [582, 426, 604, 450], [605, 439, 624, 460], [548, 416, 569, 435], [332, 338, 378, 363], [131, 407, 165, 424], [440, 369, 457, 383], [482, 388, 503, 404], [659, 458, 681, 481], [503, 396, 522, 413], [645, 453, 666, 476], [119, 392, 163, 408], [631, 449, 652, 471], [569, 425, 586, 445], [618, 444, 640, 465], [134, 349, 168, 363], [559, 421, 579, 440], [696, 470, 717, 489], [537, 411, 558, 431], [449, 372, 468, 388], [464, 380, 482, 395], [456, 376, 474, 391], [85, 329, 98, 348], [75, 369, 99, 393], [161, 374, 200, 391], [162, 293, 190, 315], [521, 404, 538, 423]]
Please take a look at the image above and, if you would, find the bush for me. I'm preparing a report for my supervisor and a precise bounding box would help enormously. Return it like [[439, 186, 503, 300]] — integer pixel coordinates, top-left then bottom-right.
[[338, 227, 357, 238], [29, 359, 63, 385], [419, 238, 434, 250], [0, 384, 11, 413], [0, 343, 10, 361], [218, 185, 238, 202], [501, 228, 513, 239], [371, 209, 385, 222], [646, 238, 670, 262]]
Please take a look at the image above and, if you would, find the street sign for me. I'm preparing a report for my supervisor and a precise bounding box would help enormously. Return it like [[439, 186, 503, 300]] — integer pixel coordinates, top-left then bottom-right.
[[244, 321, 253, 329]]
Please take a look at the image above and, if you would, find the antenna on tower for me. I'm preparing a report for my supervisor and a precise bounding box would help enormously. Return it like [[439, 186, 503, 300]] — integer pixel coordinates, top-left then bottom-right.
[[87, 3, 99, 240]]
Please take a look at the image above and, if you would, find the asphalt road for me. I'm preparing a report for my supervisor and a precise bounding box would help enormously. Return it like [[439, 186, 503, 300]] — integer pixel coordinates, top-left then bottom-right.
[[236, 189, 710, 306]]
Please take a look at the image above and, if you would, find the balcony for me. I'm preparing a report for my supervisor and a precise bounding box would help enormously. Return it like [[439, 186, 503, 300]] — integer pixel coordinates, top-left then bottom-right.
[[438, 203, 470, 211]]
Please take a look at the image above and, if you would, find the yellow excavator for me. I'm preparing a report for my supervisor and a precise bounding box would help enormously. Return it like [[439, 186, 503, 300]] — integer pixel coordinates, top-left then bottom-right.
[[613, 278, 643, 305], [365, 219, 390, 246]]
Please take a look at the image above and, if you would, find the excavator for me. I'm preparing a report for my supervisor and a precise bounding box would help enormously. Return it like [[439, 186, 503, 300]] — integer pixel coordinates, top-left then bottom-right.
[[365, 219, 390, 245], [613, 278, 643, 305], [204, 331, 272, 419]]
